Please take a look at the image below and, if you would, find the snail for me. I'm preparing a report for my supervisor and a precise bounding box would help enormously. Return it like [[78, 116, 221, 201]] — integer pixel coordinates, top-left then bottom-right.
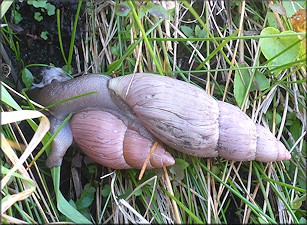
[[27, 71, 291, 169], [27, 73, 175, 169], [109, 73, 291, 162]]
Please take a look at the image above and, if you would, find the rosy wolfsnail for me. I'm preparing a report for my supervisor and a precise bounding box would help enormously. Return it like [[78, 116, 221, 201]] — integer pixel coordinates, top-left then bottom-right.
[[27, 72, 291, 169]]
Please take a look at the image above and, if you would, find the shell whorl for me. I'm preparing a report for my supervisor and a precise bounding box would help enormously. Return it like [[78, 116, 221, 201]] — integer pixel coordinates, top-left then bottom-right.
[[70, 110, 175, 169], [109, 73, 291, 162]]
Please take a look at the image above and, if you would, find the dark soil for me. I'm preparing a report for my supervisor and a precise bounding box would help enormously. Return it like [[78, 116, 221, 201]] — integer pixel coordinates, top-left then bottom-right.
[[2, 0, 85, 86]]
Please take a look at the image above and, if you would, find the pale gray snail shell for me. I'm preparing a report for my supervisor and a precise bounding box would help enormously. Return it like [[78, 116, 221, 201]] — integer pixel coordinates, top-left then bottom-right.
[[70, 110, 175, 169], [108, 73, 291, 163]]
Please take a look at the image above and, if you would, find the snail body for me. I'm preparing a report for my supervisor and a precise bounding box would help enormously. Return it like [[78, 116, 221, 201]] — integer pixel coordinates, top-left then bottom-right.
[[109, 73, 291, 162]]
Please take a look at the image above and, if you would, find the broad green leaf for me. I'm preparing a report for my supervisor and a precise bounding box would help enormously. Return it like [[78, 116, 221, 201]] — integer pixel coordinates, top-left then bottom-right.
[[259, 27, 301, 69], [1, 84, 22, 110], [0, 0, 14, 19], [22, 68, 34, 89], [291, 195, 305, 209]]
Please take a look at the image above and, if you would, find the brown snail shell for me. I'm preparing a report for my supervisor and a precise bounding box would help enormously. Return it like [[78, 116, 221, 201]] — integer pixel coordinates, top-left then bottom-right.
[[70, 110, 175, 169], [108, 73, 291, 162]]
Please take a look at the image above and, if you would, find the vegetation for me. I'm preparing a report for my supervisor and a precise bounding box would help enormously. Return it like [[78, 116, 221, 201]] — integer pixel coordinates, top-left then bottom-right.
[[1, 0, 306, 224]]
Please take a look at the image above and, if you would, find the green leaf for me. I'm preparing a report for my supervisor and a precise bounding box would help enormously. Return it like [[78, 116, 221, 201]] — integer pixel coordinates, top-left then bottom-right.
[[282, 0, 306, 17], [134, 188, 142, 197], [28, 0, 47, 8], [1, 84, 22, 110], [21, 68, 34, 89], [234, 66, 250, 107], [45, 3, 55, 16], [139, 5, 147, 19], [180, 25, 193, 37], [175, 158, 189, 169], [290, 118, 302, 140], [13, 10, 23, 24], [0, 0, 14, 19], [254, 71, 270, 91], [111, 45, 120, 56], [267, 12, 279, 29], [146, 3, 168, 19], [101, 184, 111, 197], [259, 27, 301, 69], [195, 25, 207, 38], [233, 65, 270, 107], [169, 159, 189, 182], [51, 167, 91, 224], [76, 183, 96, 210], [116, 2, 130, 17], [268, 4, 286, 16], [40, 31, 49, 40], [34, 12, 43, 22]]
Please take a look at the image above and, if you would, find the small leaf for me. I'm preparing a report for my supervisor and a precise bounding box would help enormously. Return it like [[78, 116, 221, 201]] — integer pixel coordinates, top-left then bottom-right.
[[254, 71, 270, 91], [22, 68, 34, 89], [268, 4, 286, 17], [13, 10, 23, 24], [111, 45, 120, 56], [146, 3, 168, 19], [101, 185, 111, 197], [139, 5, 147, 19], [116, 2, 130, 17], [175, 158, 189, 169], [234, 66, 250, 107], [267, 12, 279, 29], [45, 3, 55, 16], [134, 188, 142, 197], [290, 118, 302, 140], [195, 25, 207, 38], [76, 183, 96, 210], [34, 12, 43, 22], [169, 159, 189, 182], [291, 195, 306, 209], [180, 25, 193, 37], [28, 0, 47, 8], [40, 31, 49, 40]]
